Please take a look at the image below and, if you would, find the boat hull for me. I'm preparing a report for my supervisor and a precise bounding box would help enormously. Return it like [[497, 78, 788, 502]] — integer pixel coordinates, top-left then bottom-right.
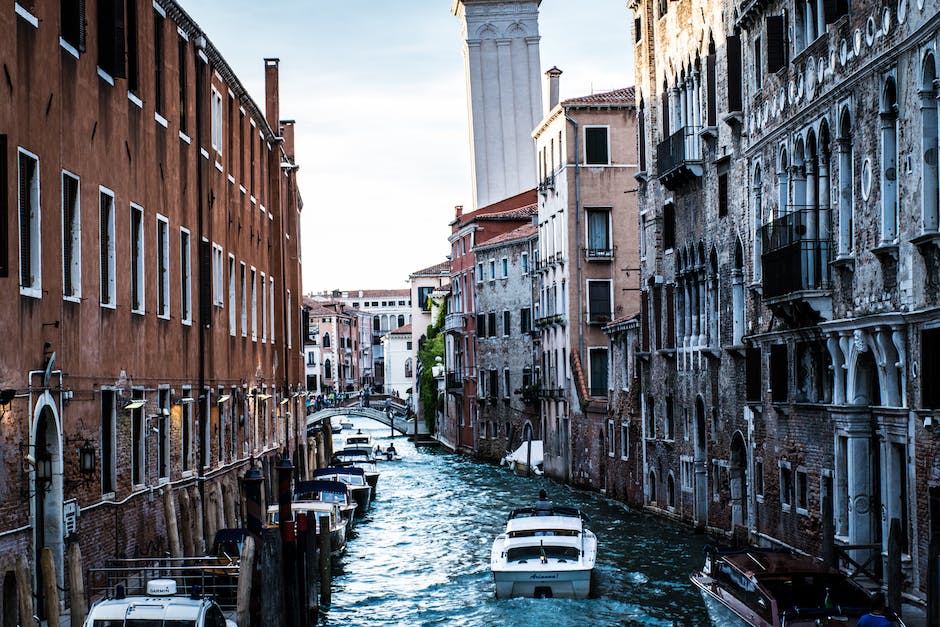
[[350, 486, 371, 517], [491, 568, 592, 599]]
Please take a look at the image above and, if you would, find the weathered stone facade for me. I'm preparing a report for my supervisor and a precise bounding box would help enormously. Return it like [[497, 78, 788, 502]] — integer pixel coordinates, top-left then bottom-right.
[[472, 224, 539, 462]]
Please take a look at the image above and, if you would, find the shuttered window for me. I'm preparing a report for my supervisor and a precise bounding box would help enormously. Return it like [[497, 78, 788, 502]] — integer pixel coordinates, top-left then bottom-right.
[[766, 16, 787, 73], [96, 0, 126, 78], [60, 0, 87, 52], [585, 127, 609, 165], [153, 9, 164, 114], [640, 290, 650, 352], [0, 135, 7, 278], [589, 348, 609, 397], [487, 312, 497, 338], [726, 35, 743, 112], [706, 50, 717, 126], [923, 330, 940, 408], [588, 280, 612, 324], [130, 204, 144, 313], [18, 149, 41, 296], [62, 171, 81, 299], [664, 283, 675, 349], [476, 313, 486, 337], [180, 229, 192, 324], [99, 188, 116, 306]]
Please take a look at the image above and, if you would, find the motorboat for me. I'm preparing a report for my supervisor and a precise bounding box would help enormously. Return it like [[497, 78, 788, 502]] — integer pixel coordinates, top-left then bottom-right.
[[490, 504, 596, 599], [343, 430, 372, 450], [294, 479, 358, 533], [340, 417, 355, 431], [331, 447, 380, 495], [314, 467, 372, 517], [690, 547, 906, 626], [265, 501, 347, 555], [83, 579, 236, 627], [501, 440, 543, 476]]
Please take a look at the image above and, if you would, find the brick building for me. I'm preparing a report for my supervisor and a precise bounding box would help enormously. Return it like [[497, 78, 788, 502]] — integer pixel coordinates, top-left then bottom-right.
[[629, 0, 940, 613], [531, 77, 640, 487], [302, 299, 361, 396], [472, 223, 538, 462], [0, 0, 304, 619]]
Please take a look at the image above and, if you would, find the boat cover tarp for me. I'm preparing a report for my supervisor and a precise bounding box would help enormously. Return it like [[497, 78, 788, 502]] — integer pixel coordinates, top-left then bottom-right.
[[503, 440, 543, 467]]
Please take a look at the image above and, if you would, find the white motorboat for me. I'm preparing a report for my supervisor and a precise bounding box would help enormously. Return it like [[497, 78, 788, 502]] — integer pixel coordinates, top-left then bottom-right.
[[83, 579, 236, 627], [266, 501, 347, 555], [343, 430, 372, 450], [294, 479, 358, 532], [490, 505, 596, 599], [313, 467, 372, 517], [332, 447, 380, 496], [340, 418, 355, 431]]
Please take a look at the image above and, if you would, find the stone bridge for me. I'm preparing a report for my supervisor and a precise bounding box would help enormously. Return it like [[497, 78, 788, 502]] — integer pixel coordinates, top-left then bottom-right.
[[306, 405, 427, 436]]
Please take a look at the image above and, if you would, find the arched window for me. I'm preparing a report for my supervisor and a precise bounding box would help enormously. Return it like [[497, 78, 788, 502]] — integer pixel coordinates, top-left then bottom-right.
[[324, 359, 332, 380], [667, 473, 676, 508], [404, 358, 413, 379], [397, 314, 405, 328], [838, 108, 854, 255], [707, 248, 718, 347], [373, 316, 380, 332], [732, 239, 745, 345], [778, 148, 789, 221], [753, 164, 764, 279], [881, 77, 899, 243], [661, 78, 671, 137], [649, 470, 658, 504], [922, 54, 939, 233], [322, 332, 331, 348]]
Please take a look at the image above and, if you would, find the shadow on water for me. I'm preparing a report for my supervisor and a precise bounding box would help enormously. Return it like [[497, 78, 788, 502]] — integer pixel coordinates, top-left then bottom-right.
[[320, 419, 713, 627]]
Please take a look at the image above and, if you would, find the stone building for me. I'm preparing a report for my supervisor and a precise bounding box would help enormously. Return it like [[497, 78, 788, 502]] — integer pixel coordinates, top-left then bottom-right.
[[0, 0, 304, 620], [629, 0, 940, 613], [442, 194, 537, 452], [382, 324, 414, 401], [531, 77, 640, 487], [472, 223, 539, 462], [302, 299, 361, 395]]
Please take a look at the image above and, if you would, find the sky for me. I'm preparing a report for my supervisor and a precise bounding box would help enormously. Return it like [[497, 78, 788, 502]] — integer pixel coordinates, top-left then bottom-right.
[[179, 1, 634, 294]]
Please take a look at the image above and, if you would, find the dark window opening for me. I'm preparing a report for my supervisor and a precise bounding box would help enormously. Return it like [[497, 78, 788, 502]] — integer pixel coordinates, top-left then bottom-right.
[[726, 34, 743, 112], [487, 312, 497, 338], [520, 307, 531, 334], [178, 37, 187, 132], [922, 329, 940, 408], [153, 10, 164, 115], [476, 313, 486, 337], [0, 134, 9, 278], [589, 349, 609, 397], [60, 0, 87, 52], [770, 343, 788, 403], [96, 0, 126, 78], [766, 15, 787, 74], [718, 170, 729, 217], [754, 36, 763, 90], [588, 281, 612, 324], [585, 127, 609, 165], [746, 346, 762, 403], [126, 0, 138, 92], [663, 202, 675, 250]]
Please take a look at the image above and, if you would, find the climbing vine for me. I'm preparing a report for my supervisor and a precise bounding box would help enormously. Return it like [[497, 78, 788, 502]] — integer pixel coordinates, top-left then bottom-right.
[[417, 303, 446, 433]]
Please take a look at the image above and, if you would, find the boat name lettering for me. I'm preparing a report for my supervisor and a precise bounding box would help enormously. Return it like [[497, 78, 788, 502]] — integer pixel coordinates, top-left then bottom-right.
[[528, 574, 558, 580]]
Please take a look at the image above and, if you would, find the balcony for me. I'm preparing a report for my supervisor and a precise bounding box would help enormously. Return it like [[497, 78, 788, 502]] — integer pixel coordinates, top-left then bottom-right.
[[444, 313, 466, 333], [760, 206, 833, 321], [445, 372, 464, 392], [585, 247, 613, 261], [537, 386, 566, 399], [656, 126, 703, 190], [537, 174, 555, 194], [587, 311, 612, 325], [534, 313, 566, 328]]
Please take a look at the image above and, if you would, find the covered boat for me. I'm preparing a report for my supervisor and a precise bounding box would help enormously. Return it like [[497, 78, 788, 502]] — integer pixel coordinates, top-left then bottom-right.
[[501, 440, 543, 476], [266, 501, 347, 555], [490, 505, 596, 599], [294, 479, 358, 532], [314, 467, 372, 516], [332, 447, 380, 495]]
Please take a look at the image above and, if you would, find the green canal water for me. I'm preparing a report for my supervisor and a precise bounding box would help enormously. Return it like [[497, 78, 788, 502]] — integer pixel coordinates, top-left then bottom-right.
[[322, 418, 713, 626]]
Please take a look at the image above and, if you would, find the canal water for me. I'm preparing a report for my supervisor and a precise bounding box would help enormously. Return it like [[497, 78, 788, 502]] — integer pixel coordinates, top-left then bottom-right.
[[323, 418, 713, 626]]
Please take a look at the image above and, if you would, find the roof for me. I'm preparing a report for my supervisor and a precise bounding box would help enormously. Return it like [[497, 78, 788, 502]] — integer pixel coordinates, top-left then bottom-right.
[[390, 324, 412, 335], [562, 87, 636, 107], [475, 223, 537, 250], [475, 203, 537, 222], [450, 189, 538, 228], [314, 289, 410, 299], [410, 260, 452, 276]]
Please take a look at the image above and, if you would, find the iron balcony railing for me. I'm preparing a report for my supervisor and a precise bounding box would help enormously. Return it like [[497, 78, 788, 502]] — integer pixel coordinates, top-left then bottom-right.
[[446, 372, 463, 390], [444, 313, 465, 332], [585, 247, 613, 260], [760, 206, 832, 298], [656, 126, 702, 177]]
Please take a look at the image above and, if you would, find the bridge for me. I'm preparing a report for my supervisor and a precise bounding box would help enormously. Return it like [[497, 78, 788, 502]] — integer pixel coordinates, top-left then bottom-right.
[[306, 405, 428, 437]]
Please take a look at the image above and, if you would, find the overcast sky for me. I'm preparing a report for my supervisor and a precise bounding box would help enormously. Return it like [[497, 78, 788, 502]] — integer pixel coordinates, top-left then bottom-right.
[[179, 0, 634, 294]]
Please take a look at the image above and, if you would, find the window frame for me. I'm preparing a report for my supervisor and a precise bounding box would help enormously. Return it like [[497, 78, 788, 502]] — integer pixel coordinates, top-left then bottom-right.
[[99, 186, 117, 308], [210, 86, 223, 154], [212, 243, 224, 306], [584, 125, 611, 166], [156, 213, 170, 319], [180, 227, 192, 325], [129, 202, 145, 314], [588, 346, 609, 397], [586, 279, 613, 324], [17, 147, 42, 298], [585, 207, 612, 258], [61, 169, 82, 301]]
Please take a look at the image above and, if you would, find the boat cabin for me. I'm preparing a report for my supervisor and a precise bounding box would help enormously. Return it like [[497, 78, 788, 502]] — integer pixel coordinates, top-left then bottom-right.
[[83, 579, 234, 627]]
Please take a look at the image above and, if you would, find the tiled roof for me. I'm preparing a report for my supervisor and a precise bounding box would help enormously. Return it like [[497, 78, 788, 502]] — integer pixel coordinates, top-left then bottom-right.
[[411, 260, 451, 276], [314, 288, 410, 299], [451, 189, 538, 226], [476, 203, 537, 221], [390, 324, 412, 335], [562, 87, 635, 107], [476, 223, 537, 248]]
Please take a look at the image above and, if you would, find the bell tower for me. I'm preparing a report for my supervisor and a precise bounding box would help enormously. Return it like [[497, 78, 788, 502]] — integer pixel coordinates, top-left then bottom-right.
[[453, 0, 543, 209]]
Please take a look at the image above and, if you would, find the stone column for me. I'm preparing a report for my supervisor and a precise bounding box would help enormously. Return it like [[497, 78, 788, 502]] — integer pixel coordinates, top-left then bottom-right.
[[692, 70, 702, 129], [805, 158, 818, 288], [837, 138, 853, 255], [697, 272, 707, 346]]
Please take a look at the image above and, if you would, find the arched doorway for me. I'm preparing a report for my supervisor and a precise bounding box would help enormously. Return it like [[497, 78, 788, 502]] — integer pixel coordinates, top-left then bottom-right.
[[730, 431, 748, 528], [694, 396, 708, 527], [31, 394, 64, 620]]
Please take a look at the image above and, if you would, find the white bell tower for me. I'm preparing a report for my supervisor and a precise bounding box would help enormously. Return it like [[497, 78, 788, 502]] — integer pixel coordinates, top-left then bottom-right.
[[453, 0, 542, 209]]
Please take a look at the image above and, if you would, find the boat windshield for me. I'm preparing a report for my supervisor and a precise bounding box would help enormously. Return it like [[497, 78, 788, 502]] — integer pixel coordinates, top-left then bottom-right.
[[508, 529, 578, 538], [506, 546, 580, 562]]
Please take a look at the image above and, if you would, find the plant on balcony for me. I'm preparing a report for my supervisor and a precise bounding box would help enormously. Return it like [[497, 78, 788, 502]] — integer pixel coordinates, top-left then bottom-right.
[[417, 304, 446, 434], [514, 384, 540, 404]]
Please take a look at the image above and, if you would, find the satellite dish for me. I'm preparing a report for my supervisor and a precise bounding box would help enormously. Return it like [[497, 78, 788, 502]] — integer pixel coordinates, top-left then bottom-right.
[[43, 351, 56, 387]]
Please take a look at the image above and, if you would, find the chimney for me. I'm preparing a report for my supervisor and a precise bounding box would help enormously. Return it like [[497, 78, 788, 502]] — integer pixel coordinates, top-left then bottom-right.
[[264, 58, 280, 132], [545, 66, 562, 112], [280, 120, 296, 162], [454, 205, 463, 219]]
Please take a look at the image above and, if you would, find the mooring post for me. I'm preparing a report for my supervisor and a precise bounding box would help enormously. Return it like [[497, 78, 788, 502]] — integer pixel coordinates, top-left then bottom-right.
[[318, 512, 332, 608], [821, 489, 835, 568], [304, 511, 319, 624], [259, 529, 284, 626], [235, 534, 256, 627], [66, 539, 86, 626], [276, 450, 299, 627], [294, 512, 309, 627], [40, 546, 60, 627], [887, 517, 902, 617], [243, 457, 265, 535], [526, 438, 532, 478]]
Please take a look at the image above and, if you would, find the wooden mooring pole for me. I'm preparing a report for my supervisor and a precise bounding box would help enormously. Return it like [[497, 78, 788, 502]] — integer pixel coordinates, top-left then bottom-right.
[[318, 512, 331, 609], [235, 534, 256, 627], [40, 546, 59, 627], [66, 540, 86, 626]]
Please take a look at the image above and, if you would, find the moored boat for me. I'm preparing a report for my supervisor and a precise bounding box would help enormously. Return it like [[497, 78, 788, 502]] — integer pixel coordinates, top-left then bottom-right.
[[490, 504, 596, 599], [294, 479, 358, 533], [332, 447, 380, 496], [690, 546, 906, 626], [83, 579, 236, 627], [313, 467, 372, 517], [266, 501, 347, 555]]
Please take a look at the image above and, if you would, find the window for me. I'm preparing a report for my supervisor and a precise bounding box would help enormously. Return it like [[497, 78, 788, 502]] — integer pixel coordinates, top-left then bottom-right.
[[667, 474, 676, 509], [96, 0, 126, 79], [488, 259, 496, 281], [881, 78, 899, 243], [520, 307, 531, 334], [153, 9, 165, 116], [588, 347, 608, 396], [307, 351, 316, 366], [207, 243, 222, 306], [665, 396, 675, 440], [727, 34, 743, 112], [770, 343, 788, 403], [157, 389, 170, 480], [586, 209, 611, 258], [100, 390, 115, 494], [99, 188, 116, 306], [181, 387, 192, 472], [227, 255, 236, 335], [178, 36, 188, 133], [717, 168, 729, 218], [17, 149, 41, 297], [130, 391, 145, 486], [489, 370, 499, 399], [521, 252, 529, 274], [62, 171, 81, 299], [211, 87, 223, 153], [261, 272, 267, 341], [795, 468, 809, 513], [753, 36, 762, 90], [503, 369, 511, 398], [780, 463, 793, 509], [125, 0, 139, 92], [502, 310, 510, 336], [156, 215, 169, 318], [60, 0, 87, 52], [240, 262, 247, 336], [766, 15, 786, 74], [487, 312, 497, 338], [754, 459, 764, 498], [587, 280, 612, 324], [476, 262, 484, 283], [501, 257, 508, 278], [180, 228, 191, 324], [477, 313, 486, 337], [287, 289, 292, 348], [681, 457, 694, 490], [418, 286, 433, 310], [269, 276, 275, 342], [620, 423, 629, 459], [645, 395, 655, 438], [923, 329, 940, 408], [607, 420, 615, 457], [663, 202, 675, 250], [584, 127, 609, 165], [130, 203, 145, 313], [250, 267, 257, 340], [397, 314, 405, 328]]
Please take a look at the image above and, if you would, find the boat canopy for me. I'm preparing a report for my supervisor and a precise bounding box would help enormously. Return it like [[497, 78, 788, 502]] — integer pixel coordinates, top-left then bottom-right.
[[315, 466, 366, 478], [295, 479, 350, 499], [503, 440, 543, 467]]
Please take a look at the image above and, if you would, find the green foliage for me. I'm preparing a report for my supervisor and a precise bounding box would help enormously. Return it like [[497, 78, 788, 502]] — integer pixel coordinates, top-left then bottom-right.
[[417, 304, 446, 433]]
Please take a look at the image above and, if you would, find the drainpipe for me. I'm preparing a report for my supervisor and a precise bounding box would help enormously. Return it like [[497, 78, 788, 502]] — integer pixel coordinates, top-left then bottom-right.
[[565, 114, 583, 365], [194, 37, 208, 523]]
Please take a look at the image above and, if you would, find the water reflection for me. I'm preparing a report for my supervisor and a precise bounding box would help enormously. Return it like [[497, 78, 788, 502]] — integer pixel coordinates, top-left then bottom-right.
[[322, 419, 712, 626]]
